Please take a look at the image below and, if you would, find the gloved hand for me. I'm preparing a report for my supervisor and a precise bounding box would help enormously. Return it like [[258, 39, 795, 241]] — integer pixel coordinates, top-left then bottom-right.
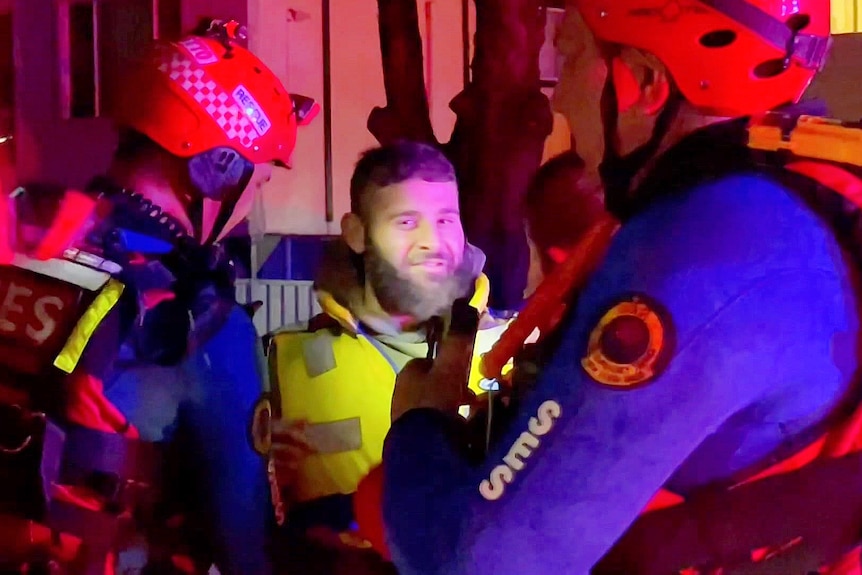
[[390, 299, 479, 423]]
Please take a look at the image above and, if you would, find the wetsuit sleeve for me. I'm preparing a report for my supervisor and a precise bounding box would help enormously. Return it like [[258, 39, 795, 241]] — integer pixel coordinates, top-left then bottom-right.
[[180, 307, 274, 575], [382, 177, 858, 575]]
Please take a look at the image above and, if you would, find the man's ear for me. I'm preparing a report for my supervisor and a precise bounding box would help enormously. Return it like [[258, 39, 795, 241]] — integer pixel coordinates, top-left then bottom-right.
[[615, 49, 671, 117], [341, 212, 366, 254], [611, 57, 641, 114], [642, 66, 670, 116]]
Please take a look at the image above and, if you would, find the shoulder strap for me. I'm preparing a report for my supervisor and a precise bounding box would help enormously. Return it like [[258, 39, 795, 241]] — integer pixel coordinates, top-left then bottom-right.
[[748, 113, 862, 172], [307, 313, 343, 334], [54, 279, 125, 374], [264, 313, 341, 351]]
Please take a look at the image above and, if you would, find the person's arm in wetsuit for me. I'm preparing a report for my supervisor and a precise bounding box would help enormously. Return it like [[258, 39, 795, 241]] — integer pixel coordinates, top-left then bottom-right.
[[99, 276, 274, 573], [382, 175, 861, 575], [179, 303, 274, 575]]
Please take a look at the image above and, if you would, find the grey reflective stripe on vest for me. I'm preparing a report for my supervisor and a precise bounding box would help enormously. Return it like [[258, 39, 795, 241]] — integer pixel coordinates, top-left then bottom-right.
[[303, 417, 363, 454], [291, 322, 401, 380], [301, 331, 338, 378]]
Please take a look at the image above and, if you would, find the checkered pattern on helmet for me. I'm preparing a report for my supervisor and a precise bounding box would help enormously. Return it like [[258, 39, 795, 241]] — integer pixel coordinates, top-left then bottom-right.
[[158, 51, 259, 150]]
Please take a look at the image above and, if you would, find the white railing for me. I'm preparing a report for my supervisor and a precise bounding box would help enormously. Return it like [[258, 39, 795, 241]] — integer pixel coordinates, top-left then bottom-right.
[[235, 279, 322, 335]]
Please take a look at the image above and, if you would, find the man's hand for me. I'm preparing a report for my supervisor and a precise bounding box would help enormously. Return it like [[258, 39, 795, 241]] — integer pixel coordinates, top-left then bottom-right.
[[391, 299, 479, 423], [271, 419, 317, 488]]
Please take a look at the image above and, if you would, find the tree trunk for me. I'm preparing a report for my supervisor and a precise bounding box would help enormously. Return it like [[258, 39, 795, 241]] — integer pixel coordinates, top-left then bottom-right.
[[367, 0, 437, 145], [446, 0, 552, 308], [371, 0, 553, 309]]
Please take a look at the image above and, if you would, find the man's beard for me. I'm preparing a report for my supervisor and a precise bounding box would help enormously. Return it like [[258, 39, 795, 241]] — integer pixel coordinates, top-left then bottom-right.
[[365, 242, 474, 323]]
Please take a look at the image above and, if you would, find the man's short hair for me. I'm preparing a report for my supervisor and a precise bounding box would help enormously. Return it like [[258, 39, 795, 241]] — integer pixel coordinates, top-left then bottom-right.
[[349, 141, 456, 220], [524, 151, 605, 271]]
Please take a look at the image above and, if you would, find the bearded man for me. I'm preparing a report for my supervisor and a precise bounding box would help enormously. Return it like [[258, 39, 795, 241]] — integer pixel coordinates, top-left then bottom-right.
[[266, 141, 509, 573]]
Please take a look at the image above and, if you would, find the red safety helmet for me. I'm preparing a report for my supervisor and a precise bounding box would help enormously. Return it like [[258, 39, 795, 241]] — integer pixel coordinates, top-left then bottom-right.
[[576, 0, 831, 117], [113, 21, 315, 166]]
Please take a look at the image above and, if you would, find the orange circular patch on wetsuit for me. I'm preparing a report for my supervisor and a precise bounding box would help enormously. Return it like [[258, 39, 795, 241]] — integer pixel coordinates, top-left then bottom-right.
[[581, 296, 672, 388]]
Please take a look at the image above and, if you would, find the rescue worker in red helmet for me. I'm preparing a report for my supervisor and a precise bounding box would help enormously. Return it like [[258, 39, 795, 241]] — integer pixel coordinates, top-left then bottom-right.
[[375, 1, 862, 573], [0, 21, 315, 574], [108, 20, 308, 244]]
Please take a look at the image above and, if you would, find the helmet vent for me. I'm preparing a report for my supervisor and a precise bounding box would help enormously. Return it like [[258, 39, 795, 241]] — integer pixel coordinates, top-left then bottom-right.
[[700, 30, 736, 48], [753, 58, 787, 78]]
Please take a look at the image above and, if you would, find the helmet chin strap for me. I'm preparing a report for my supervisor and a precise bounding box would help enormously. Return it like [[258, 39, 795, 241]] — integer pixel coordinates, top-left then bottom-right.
[[200, 197, 239, 244], [598, 61, 682, 220], [186, 147, 255, 244]]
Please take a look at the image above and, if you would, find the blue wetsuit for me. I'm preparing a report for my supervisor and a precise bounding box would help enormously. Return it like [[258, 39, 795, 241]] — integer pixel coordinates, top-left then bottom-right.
[[75, 223, 274, 574], [382, 131, 861, 574], [2, 179, 273, 574], [103, 301, 272, 574]]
